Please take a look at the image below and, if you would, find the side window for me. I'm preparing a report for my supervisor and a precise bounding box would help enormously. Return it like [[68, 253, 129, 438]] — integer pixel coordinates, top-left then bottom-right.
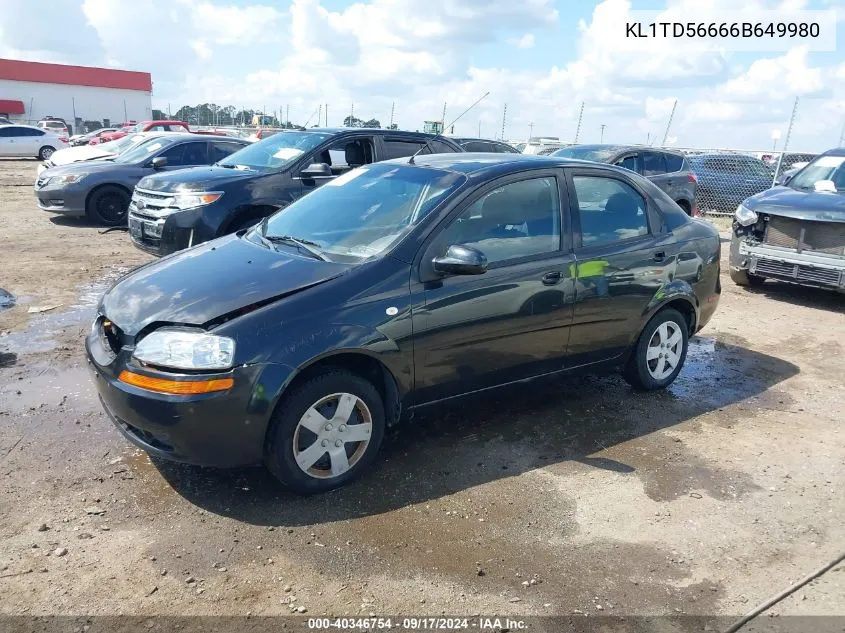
[[572, 176, 649, 247], [643, 152, 666, 176], [435, 177, 561, 265], [0, 127, 15, 137], [665, 153, 684, 172], [320, 138, 374, 175], [209, 141, 245, 162], [382, 138, 429, 160], [147, 125, 167, 132], [615, 155, 638, 172], [159, 142, 208, 166], [429, 140, 457, 154], [493, 142, 520, 154], [461, 141, 488, 152]]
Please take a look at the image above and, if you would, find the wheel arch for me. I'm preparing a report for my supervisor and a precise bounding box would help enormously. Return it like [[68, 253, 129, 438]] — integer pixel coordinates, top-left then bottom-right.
[[271, 350, 405, 432], [84, 182, 132, 213]]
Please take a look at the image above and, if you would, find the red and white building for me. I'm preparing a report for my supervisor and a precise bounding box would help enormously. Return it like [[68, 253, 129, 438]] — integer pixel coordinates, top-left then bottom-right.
[[0, 58, 152, 129]]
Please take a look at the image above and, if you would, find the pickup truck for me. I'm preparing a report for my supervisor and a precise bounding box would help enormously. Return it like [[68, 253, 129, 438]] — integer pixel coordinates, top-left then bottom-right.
[[91, 120, 191, 145]]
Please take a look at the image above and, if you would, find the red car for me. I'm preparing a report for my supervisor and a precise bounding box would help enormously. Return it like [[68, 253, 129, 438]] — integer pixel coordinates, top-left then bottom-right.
[[90, 120, 190, 145]]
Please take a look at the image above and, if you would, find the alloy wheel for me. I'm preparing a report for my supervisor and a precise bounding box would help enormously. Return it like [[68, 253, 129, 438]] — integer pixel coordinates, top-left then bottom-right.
[[292, 392, 373, 479], [646, 321, 683, 380]]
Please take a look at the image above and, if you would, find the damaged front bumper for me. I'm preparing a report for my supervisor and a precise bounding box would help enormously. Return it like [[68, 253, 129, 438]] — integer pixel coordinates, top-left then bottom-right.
[[730, 237, 845, 291]]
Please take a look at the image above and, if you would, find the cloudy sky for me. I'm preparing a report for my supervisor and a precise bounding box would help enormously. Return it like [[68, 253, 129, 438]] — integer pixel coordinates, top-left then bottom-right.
[[1, 0, 843, 151]]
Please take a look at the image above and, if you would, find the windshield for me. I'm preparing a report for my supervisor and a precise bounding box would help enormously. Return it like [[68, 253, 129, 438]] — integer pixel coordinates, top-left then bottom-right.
[[97, 134, 145, 154], [218, 131, 331, 170], [113, 136, 169, 163], [553, 146, 619, 163], [259, 164, 466, 261], [788, 155, 845, 192]]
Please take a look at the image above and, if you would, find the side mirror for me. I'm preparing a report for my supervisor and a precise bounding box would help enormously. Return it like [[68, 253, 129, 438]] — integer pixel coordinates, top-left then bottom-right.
[[814, 179, 836, 193], [150, 156, 168, 169], [432, 244, 488, 276], [781, 173, 793, 185], [300, 162, 332, 179]]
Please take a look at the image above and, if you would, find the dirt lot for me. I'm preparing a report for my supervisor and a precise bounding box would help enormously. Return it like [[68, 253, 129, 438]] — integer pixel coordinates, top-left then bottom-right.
[[1, 159, 843, 629]]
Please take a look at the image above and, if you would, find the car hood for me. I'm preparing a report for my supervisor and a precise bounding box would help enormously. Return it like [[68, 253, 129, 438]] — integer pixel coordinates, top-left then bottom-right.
[[100, 234, 348, 337], [137, 165, 261, 193], [49, 146, 116, 166], [745, 186, 845, 222], [41, 159, 126, 177]]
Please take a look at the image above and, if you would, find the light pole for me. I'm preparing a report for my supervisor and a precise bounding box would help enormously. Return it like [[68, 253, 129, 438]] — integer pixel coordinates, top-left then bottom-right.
[[600, 124, 606, 143]]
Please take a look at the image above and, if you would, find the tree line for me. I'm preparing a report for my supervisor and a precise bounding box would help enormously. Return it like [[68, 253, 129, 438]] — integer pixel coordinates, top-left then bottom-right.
[[151, 104, 398, 129]]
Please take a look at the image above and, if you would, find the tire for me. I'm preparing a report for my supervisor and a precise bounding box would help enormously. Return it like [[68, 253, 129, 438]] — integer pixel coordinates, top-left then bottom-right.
[[86, 185, 130, 226], [623, 308, 689, 391], [38, 146, 56, 160], [264, 369, 386, 495], [729, 268, 765, 287]]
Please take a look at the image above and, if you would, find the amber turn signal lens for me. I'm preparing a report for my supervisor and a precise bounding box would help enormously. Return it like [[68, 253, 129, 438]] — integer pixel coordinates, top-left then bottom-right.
[[118, 370, 234, 395]]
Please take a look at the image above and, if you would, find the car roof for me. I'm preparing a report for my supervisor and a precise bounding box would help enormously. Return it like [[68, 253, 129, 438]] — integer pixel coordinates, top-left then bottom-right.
[[297, 127, 453, 139], [387, 152, 636, 177], [451, 137, 508, 143], [822, 147, 845, 156]]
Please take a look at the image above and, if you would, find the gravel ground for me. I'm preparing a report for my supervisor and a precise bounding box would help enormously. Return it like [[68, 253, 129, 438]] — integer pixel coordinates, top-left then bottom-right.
[[0, 159, 843, 628]]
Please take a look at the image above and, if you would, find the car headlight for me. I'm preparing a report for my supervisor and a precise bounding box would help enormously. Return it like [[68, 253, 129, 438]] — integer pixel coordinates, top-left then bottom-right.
[[44, 173, 87, 185], [172, 192, 223, 210], [132, 328, 235, 371], [734, 204, 758, 227]]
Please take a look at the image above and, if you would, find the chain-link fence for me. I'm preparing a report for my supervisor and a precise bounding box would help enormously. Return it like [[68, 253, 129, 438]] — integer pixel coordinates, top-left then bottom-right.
[[656, 147, 819, 216]]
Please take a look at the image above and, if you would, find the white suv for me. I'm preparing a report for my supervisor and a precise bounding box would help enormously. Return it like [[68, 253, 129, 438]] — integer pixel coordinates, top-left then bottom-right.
[[37, 119, 69, 136]]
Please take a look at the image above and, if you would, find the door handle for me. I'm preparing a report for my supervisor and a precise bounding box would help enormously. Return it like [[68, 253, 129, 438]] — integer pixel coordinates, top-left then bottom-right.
[[652, 251, 667, 262], [542, 271, 562, 285]]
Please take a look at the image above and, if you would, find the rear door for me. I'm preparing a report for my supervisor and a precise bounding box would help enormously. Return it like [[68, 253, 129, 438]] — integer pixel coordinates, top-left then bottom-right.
[[565, 167, 677, 367], [642, 151, 671, 194]]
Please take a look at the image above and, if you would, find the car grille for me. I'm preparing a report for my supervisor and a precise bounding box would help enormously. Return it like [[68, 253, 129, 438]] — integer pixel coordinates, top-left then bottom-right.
[[753, 258, 842, 287], [764, 216, 845, 256], [131, 188, 176, 217]]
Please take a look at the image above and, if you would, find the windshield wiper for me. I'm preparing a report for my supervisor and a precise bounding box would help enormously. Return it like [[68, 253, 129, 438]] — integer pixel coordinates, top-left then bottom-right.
[[263, 234, 329, 261]]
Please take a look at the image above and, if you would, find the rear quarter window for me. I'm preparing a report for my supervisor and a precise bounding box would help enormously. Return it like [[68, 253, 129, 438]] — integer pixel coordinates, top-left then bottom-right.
[[665, 153, 684, 173]]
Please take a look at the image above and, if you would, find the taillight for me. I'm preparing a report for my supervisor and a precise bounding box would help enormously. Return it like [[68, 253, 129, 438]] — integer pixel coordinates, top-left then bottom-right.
[[688, 172, 698, 183]]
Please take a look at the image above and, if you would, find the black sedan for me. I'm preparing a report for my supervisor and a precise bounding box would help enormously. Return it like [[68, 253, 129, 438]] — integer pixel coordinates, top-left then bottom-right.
[[34, 134, 249, 225], [86, 154, 721, 494]]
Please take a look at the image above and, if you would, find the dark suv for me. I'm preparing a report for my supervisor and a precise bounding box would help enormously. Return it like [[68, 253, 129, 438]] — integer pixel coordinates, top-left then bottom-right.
[[129, 128, 463, 256], [553, 145, 698, 215]]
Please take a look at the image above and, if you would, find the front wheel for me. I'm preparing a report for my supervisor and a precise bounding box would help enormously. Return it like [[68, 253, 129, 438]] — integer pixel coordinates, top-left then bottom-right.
[[86, 185, 130, 226], [264, 370, 386, 495], [624, 308, 689, 390]]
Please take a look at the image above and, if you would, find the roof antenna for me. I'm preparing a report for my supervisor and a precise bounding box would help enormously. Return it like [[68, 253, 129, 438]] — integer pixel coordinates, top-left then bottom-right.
[[409, 91, 490, 164]]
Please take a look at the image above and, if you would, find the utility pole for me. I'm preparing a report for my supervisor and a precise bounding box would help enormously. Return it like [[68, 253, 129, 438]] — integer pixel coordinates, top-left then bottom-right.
[[772, 96, 799, 186], [350, 102, 354, 126], [317, 104, 322, 128], [661, 98, 678, 146], [528, 121, 534, 139], [389, 101, 395, 128], [501, 103, 507, 141], [325, 103, 328, 127], [600, 124, 606, 143], [838, 116, 845, 147], [441, 102, 447, 132], [573, 101, 584, 143], [478, 120, 481, 137]]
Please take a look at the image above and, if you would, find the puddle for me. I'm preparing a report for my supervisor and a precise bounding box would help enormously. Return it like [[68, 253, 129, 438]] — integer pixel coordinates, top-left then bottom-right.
[[0, 267, 129, 355], [0, 363, 93, 413]]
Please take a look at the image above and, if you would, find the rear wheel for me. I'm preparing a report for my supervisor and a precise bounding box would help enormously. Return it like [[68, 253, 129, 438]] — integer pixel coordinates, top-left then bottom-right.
[[38, 146, 56, 160], [624, 308, 689, 390], [86, 185, 130, 226], [264, 369, 386, 495]]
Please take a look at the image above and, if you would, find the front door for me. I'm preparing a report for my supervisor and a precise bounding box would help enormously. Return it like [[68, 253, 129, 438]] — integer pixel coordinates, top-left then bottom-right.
[[411, 171, 576, 404], [565, 168, 676, 367]]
